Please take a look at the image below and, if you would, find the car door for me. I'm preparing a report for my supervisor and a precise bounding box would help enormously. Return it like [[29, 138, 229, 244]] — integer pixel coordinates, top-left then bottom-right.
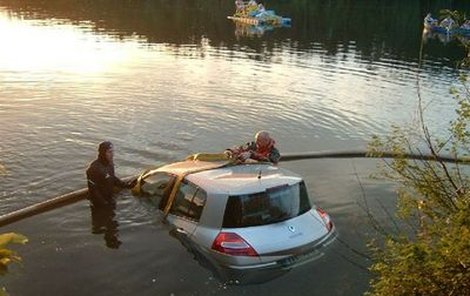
[[140, 172, 177, 211], [167, 179, 207, 237]]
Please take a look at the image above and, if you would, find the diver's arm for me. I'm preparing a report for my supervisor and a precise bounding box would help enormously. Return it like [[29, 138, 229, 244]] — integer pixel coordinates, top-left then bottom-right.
[[111, 175, 136, 189]]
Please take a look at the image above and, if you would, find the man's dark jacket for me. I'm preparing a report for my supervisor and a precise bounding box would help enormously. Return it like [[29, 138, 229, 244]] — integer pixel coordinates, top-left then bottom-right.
[[86, 155, 128, 207]]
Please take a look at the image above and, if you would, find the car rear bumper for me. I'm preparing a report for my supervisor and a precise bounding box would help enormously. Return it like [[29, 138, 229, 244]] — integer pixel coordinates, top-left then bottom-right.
[[222, 226, 337, 271], [213, 228, 337, 284]]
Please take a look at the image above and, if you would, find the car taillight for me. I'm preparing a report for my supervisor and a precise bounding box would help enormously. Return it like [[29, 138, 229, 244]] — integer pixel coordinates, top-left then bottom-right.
[[316, 207, 333, 232], [211, 232, 259, 257]]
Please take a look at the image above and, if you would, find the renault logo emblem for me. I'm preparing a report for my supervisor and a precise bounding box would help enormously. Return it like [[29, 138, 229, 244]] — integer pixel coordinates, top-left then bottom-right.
[[288, 225, 296, 232]]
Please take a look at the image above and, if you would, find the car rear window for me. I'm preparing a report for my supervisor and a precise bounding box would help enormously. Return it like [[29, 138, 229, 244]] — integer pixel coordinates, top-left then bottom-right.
[[222, 181, 312, 228]]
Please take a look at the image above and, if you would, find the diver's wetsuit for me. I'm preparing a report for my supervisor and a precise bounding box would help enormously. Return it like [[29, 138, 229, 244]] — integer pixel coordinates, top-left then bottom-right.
[[86, 155, 129, 207]]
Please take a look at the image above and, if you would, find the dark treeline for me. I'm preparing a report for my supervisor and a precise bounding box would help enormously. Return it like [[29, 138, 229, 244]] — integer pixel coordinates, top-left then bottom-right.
[[1, 0, 469, 65]]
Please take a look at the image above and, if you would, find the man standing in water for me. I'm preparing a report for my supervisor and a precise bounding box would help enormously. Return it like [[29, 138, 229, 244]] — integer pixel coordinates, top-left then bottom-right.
[[86, 141, 135, 208], [86, 141, 136, 249]]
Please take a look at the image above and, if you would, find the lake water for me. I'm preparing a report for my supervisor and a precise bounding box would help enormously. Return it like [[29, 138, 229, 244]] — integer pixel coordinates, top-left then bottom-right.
[[0, 0, 469, 295]]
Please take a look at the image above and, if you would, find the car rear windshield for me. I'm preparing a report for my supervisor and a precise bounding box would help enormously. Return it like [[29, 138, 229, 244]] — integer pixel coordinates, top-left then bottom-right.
[[222, 181, 312, 228]]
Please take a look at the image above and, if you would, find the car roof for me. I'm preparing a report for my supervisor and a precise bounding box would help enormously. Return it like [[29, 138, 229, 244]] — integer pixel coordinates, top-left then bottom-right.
[[149, 159, 302, 195], [185, 162, 302, 195], [153, 159, 230, 176]]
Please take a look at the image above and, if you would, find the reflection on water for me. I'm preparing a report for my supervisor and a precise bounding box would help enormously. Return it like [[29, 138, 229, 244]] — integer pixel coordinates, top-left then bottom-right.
[[233, 22, 290, 38], [0, 15, 142, 76], [90, 204, 121, 249], [169, 227, 233, 283], [422, 27, 470, 48], [1, 0, 468, 58], [169, 227, 290, 285]]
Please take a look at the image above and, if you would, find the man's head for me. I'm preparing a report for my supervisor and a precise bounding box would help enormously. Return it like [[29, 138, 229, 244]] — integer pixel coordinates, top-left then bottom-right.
[[255, 131, 272, 148], [98, 141, 114, 163]]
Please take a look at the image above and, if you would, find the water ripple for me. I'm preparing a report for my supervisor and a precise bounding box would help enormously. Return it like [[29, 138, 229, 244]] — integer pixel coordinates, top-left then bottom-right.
[[0, 10, 462, 216]]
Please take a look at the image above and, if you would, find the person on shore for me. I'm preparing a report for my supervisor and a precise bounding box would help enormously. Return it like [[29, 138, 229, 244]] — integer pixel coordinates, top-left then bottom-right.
[[235, 0, 245, 12], [248, 0, 257, 6], [440, 16, 456, 31], [461, 20, 470, 30], [86, 141, 136, 208], [225, 131, 281, 164], [246, 0, 259, 16], [424, 13, 437, 28]]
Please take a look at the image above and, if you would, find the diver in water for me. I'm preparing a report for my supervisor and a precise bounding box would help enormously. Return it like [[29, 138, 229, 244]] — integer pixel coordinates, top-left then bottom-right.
[[86, 141, 136, 249], [86, 141, 136, 208]]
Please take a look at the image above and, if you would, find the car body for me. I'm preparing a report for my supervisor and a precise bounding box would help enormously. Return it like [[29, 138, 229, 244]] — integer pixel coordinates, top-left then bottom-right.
[[133, 156, 336, 283]]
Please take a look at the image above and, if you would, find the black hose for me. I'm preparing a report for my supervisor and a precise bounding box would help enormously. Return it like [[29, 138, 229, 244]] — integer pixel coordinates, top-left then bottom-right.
[[281, 150, 467, 163], [0, 176, 135, 228], [0, 150, 467, 227], [0, 188, 88, 227]]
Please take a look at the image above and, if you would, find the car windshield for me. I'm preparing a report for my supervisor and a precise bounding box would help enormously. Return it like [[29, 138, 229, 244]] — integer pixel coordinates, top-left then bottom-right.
[[222, 181, 311, 228]]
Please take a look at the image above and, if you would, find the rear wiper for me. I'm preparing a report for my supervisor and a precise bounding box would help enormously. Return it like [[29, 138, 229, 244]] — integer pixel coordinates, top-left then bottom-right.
[[270, 213, 290, 223]]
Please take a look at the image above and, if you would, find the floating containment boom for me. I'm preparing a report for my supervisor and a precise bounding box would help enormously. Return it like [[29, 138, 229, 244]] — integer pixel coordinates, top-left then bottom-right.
[[0, 150, 467, 227]]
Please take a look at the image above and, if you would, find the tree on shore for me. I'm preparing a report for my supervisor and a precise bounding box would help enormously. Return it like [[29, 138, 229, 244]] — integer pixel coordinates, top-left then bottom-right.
[[0, 233, 28, 296], [0, 163, 28, 296], [365, 12, 470, 296]]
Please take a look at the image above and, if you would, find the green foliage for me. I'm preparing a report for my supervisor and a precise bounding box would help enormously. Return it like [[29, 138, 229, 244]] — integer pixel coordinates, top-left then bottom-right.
[[1, 147, 26, 296], [439, 9, 465, 24], [366, 31, 470, 295], [367, 198, 470, 295], [0, 233, 28, 296]]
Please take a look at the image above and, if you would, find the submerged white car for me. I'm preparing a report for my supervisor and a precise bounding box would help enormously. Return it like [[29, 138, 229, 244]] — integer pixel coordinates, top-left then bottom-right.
[[132, 155, 336, 283]]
